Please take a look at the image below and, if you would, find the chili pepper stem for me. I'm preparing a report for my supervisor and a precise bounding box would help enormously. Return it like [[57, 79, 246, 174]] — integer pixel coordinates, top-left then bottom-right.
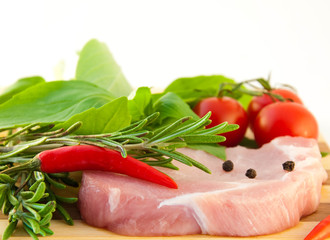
[[0, 157, 41, 176]]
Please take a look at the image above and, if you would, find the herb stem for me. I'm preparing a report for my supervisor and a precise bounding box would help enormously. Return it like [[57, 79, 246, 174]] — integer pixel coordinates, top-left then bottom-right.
[[121, 143, 146, 150], [0, 123, 40, 142], [0, 158, 41, 176]]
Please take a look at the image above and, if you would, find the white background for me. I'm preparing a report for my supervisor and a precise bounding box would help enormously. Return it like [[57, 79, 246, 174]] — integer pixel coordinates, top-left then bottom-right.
[[1, 0, 329, 143]]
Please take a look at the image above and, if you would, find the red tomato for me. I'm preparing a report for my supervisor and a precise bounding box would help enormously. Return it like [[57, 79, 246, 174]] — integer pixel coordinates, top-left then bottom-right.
[[193, 97, 248, 147], [247, 89, 303, 130], [253, 102, 318, 146]]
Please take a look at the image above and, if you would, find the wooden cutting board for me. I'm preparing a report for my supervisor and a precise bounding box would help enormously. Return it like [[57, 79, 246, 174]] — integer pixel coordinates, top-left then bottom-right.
[[1, 139, 329, 240]]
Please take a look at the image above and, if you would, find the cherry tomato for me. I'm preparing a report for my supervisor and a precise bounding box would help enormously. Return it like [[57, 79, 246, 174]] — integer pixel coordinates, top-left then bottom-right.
[[247, 89, 303, 130], [253, 102, 318, 146], [193, 97, 248, 147]]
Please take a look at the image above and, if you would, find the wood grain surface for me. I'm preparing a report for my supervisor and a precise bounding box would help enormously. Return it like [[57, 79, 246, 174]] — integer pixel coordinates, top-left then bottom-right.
[[1, 139, 329, 240]]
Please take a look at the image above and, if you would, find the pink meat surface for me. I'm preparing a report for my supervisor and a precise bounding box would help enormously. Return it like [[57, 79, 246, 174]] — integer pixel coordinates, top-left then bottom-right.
[[78, 136, 328, 236]]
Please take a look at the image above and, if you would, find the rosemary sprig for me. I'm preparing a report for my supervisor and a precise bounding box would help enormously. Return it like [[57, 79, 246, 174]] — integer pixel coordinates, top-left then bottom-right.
[[0, 112, 237, 239]]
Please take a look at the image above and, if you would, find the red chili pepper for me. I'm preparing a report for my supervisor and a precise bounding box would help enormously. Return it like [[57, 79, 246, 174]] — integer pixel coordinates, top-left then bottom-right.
[[36, 145, 178, 189], [304, 215, 330, 240]]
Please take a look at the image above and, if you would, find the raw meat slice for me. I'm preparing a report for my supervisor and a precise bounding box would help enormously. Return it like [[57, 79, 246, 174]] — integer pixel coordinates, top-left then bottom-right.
[[78, 136, 328, 236]]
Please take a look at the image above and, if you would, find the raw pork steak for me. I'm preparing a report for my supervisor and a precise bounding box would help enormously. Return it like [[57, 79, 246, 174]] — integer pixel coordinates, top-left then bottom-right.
[[78, 136, 328, 236]]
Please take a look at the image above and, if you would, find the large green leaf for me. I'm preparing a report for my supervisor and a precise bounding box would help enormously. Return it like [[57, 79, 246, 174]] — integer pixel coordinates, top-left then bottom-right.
[[75, 39, 133, 97], [164, 75, 233, 104], [128, 87, 153, 122], [153, 92, 199, 124], [0, 76, 45, 105], [164, 75, 252, 109], [55, 97, 131, 134], [165, 75, 233, 92], [0, 80, 114, 130]]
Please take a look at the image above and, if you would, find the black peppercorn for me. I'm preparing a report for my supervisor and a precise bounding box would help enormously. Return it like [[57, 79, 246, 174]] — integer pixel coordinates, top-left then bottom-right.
[[282, 161, 295, 171], [245, 168, 257, 179], [222, 160, 234, 172]]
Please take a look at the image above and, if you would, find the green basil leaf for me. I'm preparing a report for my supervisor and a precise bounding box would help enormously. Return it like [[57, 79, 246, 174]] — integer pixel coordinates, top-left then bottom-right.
[[153, 92, 199, 124], [128, 87, 152, 122], [166, 75, 234, 91], [75, 39, 133, 97], [55, 97, 131, 134], [187, 143, 226, 160], [164, 75, 252, 109], [164, 75, 234, 103], [0, 76, 45, 105], [0, 80, 114, 130]]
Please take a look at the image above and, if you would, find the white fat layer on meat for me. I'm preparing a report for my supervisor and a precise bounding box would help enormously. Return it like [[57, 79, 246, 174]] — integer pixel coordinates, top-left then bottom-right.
[[107, 188, 121, 213], [158, 183, 253, 234], [158, 192, 209, 233], [158, 184, 248, 208], [190, 202, 208, 234]]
